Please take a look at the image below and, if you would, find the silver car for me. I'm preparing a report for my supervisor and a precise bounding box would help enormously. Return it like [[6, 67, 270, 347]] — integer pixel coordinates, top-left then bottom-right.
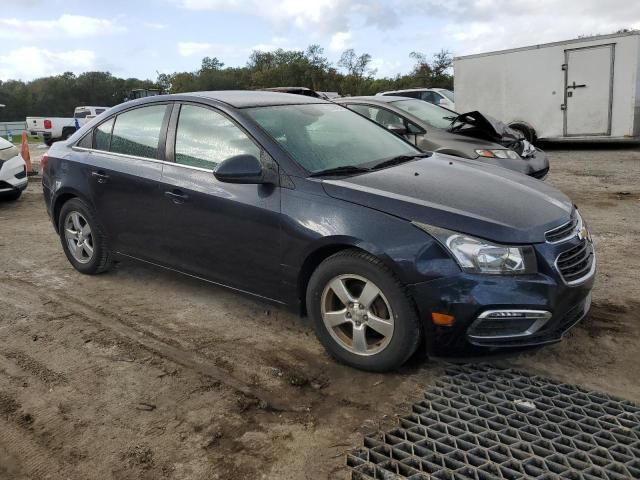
[[336, 96, 549, 179]]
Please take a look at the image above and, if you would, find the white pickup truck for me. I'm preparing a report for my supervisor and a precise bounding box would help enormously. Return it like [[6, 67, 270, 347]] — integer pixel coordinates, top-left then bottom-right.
[[27, 106, 109, 146]]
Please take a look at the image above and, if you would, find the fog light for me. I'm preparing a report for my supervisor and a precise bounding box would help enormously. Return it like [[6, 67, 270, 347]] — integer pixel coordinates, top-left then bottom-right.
[[432, 313, 455, 326], [467, 310, 551, 339]]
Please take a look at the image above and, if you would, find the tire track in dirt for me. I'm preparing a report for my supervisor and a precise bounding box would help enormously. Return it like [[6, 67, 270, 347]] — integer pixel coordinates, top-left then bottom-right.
[[1, 277, 302, 413], [3, 351, 67, 386], [0, 389, 75, 480]]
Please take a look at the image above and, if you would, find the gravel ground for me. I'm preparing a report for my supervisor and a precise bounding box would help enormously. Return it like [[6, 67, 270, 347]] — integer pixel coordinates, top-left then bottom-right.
[[0, 144, 638, 479]]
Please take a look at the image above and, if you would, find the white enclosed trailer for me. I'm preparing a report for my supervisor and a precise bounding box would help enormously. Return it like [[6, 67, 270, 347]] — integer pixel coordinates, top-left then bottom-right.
[[454, 32, 640, 142]]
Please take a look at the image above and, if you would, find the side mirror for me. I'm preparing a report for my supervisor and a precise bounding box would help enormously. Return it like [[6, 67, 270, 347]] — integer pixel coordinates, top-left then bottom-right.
[[387, 123, 408, 136], [214, 154, 277, 184]]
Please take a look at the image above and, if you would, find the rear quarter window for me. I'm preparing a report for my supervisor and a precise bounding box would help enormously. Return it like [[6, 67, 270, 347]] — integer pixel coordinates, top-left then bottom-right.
[[77, 132, 93, 149], [94, 118, 115, 151]]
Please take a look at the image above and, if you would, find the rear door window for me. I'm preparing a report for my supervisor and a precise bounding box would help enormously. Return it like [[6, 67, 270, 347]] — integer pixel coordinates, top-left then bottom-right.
[[174, 105, 260, 170], [110, 105, 168, 159], [348, 105, 405, 127], [420, 91, 437, 103]]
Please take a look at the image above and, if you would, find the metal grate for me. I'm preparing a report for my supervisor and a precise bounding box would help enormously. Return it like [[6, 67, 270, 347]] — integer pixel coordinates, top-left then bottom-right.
[[347, 365, 640, 480]]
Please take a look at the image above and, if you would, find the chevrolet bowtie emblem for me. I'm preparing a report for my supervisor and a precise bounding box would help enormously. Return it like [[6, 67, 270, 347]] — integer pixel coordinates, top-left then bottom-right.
[[577, 227, 589, 241]]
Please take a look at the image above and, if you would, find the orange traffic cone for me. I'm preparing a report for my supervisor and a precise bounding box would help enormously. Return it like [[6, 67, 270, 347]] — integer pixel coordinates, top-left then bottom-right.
[[20, 132, 34, 175]]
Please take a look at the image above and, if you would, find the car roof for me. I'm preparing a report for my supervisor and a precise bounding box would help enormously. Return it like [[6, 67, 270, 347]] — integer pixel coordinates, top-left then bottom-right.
[[337, 95, 413, 104], [180, 90, 329, 108], [378, 88, 447, 95]]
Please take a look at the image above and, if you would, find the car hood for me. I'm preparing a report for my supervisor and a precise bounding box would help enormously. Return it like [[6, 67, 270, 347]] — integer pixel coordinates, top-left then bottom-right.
[[448, 111, 537, 157], [321, 153, 572, 244]]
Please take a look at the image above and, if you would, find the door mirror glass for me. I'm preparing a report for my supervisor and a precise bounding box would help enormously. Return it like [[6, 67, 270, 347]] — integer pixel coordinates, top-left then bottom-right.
[[387, 123, 408, 136], [214, 154, 276, 184]]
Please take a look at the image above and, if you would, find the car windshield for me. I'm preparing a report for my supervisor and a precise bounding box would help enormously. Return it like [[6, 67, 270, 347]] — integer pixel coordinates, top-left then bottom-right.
[[439, 90, 455, 102], [391, 99, 457, 130], [247, 103, 420, 173]]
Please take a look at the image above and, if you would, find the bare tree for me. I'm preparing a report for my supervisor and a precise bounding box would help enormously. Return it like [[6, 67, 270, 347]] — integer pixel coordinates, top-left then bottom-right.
[[339, 49, 374, 79]]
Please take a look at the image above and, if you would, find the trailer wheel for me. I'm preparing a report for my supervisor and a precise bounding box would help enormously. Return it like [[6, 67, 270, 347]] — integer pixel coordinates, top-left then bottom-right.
[[508, 123, 537, 144]]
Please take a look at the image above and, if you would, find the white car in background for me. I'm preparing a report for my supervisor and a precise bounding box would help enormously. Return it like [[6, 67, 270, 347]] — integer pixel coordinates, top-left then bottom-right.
[[0, 137, 27, 201], [376, 88, 455, 110]]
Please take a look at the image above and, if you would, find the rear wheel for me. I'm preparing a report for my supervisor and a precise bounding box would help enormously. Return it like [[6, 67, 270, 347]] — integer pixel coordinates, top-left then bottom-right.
[[61, 127, 75, 141], [58, 198, 112, 274], [306, 250, 422, 372]]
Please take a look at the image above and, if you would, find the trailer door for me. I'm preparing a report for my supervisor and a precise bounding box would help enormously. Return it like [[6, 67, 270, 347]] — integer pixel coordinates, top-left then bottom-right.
[[564, 44, 614, 136]]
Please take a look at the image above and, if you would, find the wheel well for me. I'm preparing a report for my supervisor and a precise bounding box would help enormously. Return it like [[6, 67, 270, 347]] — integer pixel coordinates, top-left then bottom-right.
[[61, 127, 76, 140], [52, 193, 77, 232], [297, 244, 363, 315], [508, 122, 537, 143]]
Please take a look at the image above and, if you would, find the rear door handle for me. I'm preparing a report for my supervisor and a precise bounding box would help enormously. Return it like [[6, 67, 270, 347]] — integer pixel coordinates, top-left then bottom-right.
[[164, 190, 189, 204], [91, 170, 109, 183]]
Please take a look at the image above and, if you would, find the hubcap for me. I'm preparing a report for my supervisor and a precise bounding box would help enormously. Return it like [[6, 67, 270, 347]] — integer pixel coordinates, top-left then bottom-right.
[[321, 274, 394, 356], [64, 211, 94, 264]]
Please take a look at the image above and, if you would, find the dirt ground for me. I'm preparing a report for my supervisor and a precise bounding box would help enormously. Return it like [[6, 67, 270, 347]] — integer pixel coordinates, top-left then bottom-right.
[[0, 144, 639, 479]]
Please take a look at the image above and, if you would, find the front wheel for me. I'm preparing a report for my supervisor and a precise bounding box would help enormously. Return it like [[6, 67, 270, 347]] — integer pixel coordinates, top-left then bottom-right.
[[306, 250, 422, 372]]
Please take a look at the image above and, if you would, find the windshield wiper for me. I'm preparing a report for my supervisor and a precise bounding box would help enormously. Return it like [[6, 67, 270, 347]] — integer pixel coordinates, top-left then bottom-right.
[[309, 165, 371, 177], [370, 153, 429, 170]]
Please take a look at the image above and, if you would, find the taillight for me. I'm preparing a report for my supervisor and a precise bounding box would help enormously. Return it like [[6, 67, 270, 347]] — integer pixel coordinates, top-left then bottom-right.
[[40, 152, 49, 173], [44, 119, 52, 129]]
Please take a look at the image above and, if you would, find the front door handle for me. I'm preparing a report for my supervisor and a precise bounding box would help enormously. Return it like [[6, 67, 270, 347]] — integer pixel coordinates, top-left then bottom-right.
[[91, 170, 109, 183], [164, 190, 189, 204]]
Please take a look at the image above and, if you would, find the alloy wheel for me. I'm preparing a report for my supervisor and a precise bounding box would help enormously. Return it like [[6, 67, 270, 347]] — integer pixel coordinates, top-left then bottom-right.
[[64, 211, 94, 264], [321, 274, 394, 356]]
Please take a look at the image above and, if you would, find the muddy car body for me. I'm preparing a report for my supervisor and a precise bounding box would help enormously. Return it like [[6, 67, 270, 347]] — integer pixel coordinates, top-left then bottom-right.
[[337, 96, 549, 179], [42, 92, 594, 371]]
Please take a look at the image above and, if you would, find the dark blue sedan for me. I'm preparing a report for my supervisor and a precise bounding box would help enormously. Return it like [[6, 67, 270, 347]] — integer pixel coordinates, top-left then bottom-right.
[[41, 91, 595, 371]]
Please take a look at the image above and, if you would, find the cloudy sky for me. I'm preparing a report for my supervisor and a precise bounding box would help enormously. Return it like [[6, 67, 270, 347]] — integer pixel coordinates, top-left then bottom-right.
[[1, 0, 639, 81]]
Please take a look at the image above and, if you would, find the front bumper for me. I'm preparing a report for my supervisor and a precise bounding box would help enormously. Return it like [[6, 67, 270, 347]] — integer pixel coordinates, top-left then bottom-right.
[[525, 149, 549, 179], [409, 236, 595, 352], [0, 155, 28, 193]]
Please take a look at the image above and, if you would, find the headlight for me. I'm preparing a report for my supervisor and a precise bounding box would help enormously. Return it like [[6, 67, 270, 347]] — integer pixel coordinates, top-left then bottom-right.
[[413, 223, 537, 274], [475, 149, 520, 160]]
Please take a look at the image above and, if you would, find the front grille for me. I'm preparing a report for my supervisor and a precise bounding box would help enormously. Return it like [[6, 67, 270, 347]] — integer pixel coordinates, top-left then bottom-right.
[[0, 180, 12, 190], [15, 167, 26, 179], [545, 211, 578, 243], [556, 239, 594, 284]]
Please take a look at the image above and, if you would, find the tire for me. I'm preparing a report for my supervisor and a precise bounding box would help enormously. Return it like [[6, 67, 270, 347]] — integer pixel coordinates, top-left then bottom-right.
[[61, 128, 75, 141], [58, 198, 112, 275], [44, 139, 53, 147], [1, 190, 22, 201], [306, 249, 421, 372], [509, 123, 536, 144]]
